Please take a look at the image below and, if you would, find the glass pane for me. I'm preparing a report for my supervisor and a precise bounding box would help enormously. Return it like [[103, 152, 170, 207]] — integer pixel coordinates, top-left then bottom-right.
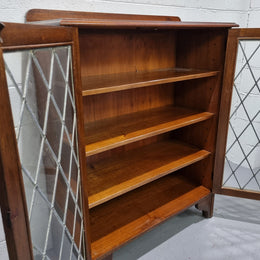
[[54, 170, 68, 220], [223, 40, 260, 192], [46, 212, 63, 259], [60, 231, 74, 260], [30, 190, 50, 253], [3, 46, 86, 260], [66, 193, 76, 237]]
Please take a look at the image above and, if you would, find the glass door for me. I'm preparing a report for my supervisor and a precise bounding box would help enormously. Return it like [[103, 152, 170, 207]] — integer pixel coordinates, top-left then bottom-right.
[[214, 28, 260, 200], [0, 22, 90, 260]]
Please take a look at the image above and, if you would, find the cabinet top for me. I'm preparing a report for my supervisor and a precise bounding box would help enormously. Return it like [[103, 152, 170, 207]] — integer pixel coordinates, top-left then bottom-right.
[[26, 9, 238, 29]]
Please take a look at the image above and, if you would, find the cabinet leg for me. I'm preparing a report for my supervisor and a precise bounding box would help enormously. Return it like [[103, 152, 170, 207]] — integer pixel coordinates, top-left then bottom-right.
[[195, 193, 214, 218], [102, 253, 113, 260]]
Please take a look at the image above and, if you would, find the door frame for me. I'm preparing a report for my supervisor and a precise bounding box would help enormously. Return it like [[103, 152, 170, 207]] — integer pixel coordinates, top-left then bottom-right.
[[213, 28, 260, 200], [0, 22, 91, 259]]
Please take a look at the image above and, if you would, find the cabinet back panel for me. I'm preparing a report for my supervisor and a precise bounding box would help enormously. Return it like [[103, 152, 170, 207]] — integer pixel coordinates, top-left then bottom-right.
[[176, 29, 228, 70], [87, 134, 168, 164], [174, 29, 228, 191], [172, 119, 216, 190], [79, 29, 176, 76], [178, 157, 213, 189], [171, 120, 215, 152], [174, 76, 221, 113], [83, 84, 174, 123]]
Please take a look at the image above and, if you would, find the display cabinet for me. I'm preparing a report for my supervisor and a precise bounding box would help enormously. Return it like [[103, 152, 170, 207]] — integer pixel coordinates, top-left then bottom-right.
[[0, 10, 260, 260]]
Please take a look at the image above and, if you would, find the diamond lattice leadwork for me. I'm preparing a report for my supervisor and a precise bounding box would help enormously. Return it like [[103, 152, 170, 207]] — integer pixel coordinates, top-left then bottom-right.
[[4, 46, 86, 260], [223, 40, 260, 192]]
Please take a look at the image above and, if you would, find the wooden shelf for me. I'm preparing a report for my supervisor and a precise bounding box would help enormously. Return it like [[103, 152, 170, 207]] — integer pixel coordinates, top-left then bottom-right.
[[82, 68, 219, 96], [87, 139, 210, 208], [90, 174, 211, 259], [85, 106, 214, 156]]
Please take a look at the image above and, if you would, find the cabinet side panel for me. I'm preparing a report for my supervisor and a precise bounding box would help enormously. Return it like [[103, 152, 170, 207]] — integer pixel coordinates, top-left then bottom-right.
[[71, 29, 92, 260], [175, 29, 229, 192], [176, 29, 228, 70]]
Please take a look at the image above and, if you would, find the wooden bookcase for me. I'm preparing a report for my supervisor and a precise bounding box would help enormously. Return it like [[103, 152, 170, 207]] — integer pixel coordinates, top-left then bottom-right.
[[25, 10, 238, 260], [2, 9, 259, 260]]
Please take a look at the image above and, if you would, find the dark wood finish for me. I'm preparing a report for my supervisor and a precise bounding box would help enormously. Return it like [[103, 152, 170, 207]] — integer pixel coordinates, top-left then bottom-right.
[[85, 106, 213, 156], [0, 22, 74, 50], [83, 84, 175, 123], [90, 174, 210, 259], [24, 9, 235, 31], [26, 9, 181, 22], [59, 19, 238, 29], [78, 19, 231, 258], [176, 29, 229, 71], [195, 193, 215, 218], [213, 28, 260, 200], [25, 10, 251, 260], [79, 29, 176, 77], [236, 28, 260, 38], [101, 254, 113, 260], [87, 139, 210, 208], [174, 28, 230, 207], [216, 187, 260, 200], [213, 29, 240, 193], [25, 10, 237, 29], [71, 27, 92, 259], [82, 68, 218, 96], [0, 22, 92, 259], [0, 47, 33, 260], [175, 156, 213, 191]]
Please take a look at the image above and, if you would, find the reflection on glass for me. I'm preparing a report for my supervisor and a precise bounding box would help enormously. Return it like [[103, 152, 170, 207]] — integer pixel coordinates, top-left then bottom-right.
[[4, 46, 86, 259], [223, 39, 260, 192]]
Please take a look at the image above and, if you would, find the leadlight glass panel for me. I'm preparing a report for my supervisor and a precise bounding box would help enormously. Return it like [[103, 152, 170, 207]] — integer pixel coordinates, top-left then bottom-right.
[[4, 46, 86, 260], [223, 40, 260, 192]]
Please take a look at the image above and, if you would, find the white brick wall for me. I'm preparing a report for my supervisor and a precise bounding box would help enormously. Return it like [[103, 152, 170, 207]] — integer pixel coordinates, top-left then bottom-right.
[[0, 0, 249, 24], [0, 212, 8, 260], [0, 1, 259, 259]]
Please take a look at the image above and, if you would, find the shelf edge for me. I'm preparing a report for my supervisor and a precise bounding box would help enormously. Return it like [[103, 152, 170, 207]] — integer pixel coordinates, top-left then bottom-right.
[[90, 185, 211, 260], [82, 70, 219, 96], [88, 149, 211, 208], [85, 111, 214, 157]]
